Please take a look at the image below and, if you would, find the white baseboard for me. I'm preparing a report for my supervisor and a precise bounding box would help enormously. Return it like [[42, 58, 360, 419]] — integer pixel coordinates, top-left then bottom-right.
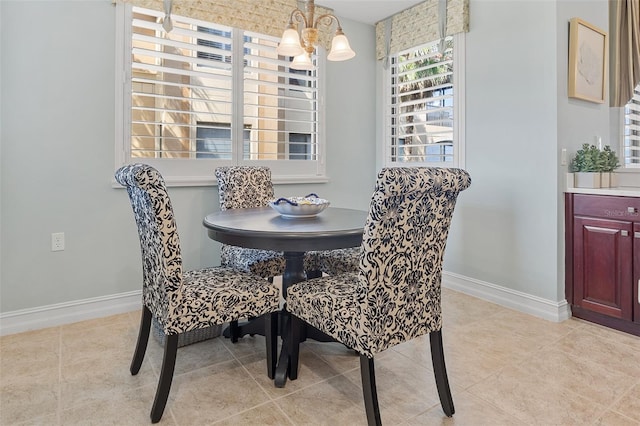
[[443, 271, 571, 323], [0, 272, 571, 337], [0, 290, 142, 336]]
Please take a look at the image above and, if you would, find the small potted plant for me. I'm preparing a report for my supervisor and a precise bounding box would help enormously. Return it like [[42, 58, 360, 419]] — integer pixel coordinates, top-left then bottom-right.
[[570, 143, 603, 188], [599, 145, 620, 188]]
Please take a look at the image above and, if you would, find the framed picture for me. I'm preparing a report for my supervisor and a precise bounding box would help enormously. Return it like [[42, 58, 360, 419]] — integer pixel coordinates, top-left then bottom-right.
[[568, 18, 608, 103]]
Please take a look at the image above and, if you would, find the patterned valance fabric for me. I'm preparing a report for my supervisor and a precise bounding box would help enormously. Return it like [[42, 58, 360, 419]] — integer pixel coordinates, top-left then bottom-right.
[[375, 0, 469, 60], [116, 0, 333, 49]]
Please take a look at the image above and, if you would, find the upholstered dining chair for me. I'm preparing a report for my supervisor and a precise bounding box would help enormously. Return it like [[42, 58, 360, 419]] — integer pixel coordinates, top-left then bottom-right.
[[284, 167, 471, 426], [215, 166, 286, 279], [116, 164, 279, 423]]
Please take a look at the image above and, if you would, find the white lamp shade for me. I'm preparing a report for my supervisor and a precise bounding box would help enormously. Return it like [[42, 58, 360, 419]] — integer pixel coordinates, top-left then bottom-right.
[[327, 33, 355, 61], [290, 53, 315, 70], [277, 28, 304, 57]]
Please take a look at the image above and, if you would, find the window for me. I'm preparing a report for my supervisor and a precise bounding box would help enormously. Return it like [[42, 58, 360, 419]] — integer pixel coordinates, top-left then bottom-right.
[[115, 4, 324, 185], [384, 34, 464, 168], [623, 84, 640, 168]]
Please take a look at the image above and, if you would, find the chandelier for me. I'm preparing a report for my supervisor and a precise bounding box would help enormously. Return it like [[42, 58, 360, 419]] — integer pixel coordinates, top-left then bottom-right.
[[276, 0, 356, 70]]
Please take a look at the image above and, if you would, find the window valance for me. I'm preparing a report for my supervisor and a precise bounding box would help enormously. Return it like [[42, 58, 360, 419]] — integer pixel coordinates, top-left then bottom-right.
[[375, 0, 469, 61], [115, 0, 334, 49]]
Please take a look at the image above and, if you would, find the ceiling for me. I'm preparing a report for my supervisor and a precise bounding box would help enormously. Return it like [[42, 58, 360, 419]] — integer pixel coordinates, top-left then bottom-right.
[[318, 1, 423, 25]]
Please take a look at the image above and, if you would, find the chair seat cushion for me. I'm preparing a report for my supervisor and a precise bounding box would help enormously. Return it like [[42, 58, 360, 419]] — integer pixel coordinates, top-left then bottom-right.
[[161, 267, 279, 335], [221, 245, 285, 278]]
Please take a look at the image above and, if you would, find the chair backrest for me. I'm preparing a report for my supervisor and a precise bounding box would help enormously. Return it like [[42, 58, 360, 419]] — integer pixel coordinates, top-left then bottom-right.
[[358, 167, 471, 354], [215, 166, 274, 210], [115, 164, 182, 326]]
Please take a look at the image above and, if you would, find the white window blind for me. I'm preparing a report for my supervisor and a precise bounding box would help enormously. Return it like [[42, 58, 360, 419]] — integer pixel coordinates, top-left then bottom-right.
[[243, 30, 318, 161], [623, 84, 640, 168], [116, 4, 324, 185], [385, 35, 464, 167]]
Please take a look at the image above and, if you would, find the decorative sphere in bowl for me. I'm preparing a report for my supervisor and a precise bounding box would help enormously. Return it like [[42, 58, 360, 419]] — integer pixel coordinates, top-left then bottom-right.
[[269, 194, 330, 218]]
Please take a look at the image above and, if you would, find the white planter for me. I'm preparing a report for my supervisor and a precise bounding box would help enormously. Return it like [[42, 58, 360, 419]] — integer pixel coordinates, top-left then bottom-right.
[[566, 172, 575, 189], [575, 172, 601, 188], [601, 172, 611, 188], [610, 172, 618, 188]]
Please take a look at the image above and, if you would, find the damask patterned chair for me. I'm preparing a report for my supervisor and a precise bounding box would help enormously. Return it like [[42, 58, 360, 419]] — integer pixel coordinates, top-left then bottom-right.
[[215, 166, 359, 281], [116, 164, 279, 423], [215, 166, 286, 279], [285, 167, 471, 425]]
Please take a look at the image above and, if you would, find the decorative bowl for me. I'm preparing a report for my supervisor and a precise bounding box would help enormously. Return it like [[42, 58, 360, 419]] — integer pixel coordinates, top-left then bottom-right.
[[269, 193, 330, 218]]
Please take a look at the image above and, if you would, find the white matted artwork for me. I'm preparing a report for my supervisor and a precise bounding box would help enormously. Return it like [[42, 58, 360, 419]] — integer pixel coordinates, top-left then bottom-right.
[[568, 17, 608, 104]]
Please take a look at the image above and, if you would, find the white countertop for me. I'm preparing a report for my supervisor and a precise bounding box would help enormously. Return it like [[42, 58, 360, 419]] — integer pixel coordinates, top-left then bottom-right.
[[566, 187, 640, 197]]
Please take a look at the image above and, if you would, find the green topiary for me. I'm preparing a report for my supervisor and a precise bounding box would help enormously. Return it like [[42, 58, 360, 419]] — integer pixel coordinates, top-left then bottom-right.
[[570, 143, 603, 172], [599, 145, 620, 172]]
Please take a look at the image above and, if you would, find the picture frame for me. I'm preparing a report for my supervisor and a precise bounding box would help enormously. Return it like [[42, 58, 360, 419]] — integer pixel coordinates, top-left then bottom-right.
[[568, 17, 608, 104]]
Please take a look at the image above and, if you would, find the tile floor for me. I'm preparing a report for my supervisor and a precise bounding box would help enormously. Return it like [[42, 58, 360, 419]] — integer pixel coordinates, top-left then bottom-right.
[[1, 288, 639, 425]]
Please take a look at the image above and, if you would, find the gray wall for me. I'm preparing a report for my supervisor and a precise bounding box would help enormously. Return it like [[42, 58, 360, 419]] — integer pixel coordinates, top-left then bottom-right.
[[442, 0, 609, 303], [0, 1, 375, 312], [0, 0, 613, 317]]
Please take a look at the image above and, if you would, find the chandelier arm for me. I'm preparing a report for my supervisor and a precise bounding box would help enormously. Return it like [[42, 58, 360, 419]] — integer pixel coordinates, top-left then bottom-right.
[[290, 9, 309, 29], [313, 13, 341, 31]]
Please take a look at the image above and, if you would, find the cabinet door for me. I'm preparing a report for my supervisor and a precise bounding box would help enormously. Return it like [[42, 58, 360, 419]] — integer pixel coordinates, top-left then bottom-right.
[[573, 216, 633, 320], [635, 223, 640, 324]]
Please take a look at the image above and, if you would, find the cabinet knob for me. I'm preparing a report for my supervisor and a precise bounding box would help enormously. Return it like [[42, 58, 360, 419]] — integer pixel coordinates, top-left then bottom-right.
[[628, 207, 638, 214], [621, 230, 629, 237], [636, 232, 640, 239]]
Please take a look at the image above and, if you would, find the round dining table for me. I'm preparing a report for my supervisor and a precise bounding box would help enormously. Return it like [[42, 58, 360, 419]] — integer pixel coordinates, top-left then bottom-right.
[[203, 206, 367, 387]]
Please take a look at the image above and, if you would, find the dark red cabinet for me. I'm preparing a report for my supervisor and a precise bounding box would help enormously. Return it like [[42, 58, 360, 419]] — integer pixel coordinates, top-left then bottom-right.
[[565, 193, 640, 336]]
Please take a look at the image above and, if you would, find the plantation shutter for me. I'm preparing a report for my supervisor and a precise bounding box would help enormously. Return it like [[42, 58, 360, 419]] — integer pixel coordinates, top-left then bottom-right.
[[388, 37, 455, 165], [127, 6, 318, 166], [624, 84, 640, 167], [130, 7, 234, 159], [243, 30, 318, 161]]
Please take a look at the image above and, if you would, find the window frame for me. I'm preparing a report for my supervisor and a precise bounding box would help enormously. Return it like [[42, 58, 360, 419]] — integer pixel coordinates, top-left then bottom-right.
[[114, 3, 327, 187], [621, 84, 640, 170], [382, 33, 465, 169]]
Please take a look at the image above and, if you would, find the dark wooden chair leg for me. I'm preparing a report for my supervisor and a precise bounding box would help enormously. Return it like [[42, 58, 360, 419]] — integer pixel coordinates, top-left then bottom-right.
[[229, 320, 239, 343], [360, 355, 382, 426], [130, 306, 152, 375], [430, 330, 455, 417], [306, 269, 323, 279], [150, 334, 178, 423], [265, 312, 278, 379], [288, 314, 302, 380]]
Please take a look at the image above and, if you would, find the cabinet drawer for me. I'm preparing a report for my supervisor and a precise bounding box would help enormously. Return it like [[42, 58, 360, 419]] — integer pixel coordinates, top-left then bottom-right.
[[573, 194, 640, 219]]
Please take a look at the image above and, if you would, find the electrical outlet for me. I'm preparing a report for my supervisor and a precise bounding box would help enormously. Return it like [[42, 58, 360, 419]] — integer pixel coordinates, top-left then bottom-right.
[[51, 232, 65, 251], [561, 148, 567, 166]]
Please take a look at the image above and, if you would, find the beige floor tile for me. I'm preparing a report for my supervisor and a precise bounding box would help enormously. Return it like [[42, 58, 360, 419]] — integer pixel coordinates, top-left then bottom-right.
[[60, 349, 157, 410], [0, 326, 60, 381], [212, 402, 295, 425], [0, 367, 59, 424], [406, 390, 526, 426], [60, 384, 176, 425], [240, 345, 344, 399], [341, 350, 443, 422], [147, 336, 237, 376], [467, 361, 607, 425], [275, 374, 368, 425], [167, 359, 272, 425], [594, 410, 640, 426], [2, 289, 639, 425], [612, 383, 640, 423], [554, 328, 640, 377]]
